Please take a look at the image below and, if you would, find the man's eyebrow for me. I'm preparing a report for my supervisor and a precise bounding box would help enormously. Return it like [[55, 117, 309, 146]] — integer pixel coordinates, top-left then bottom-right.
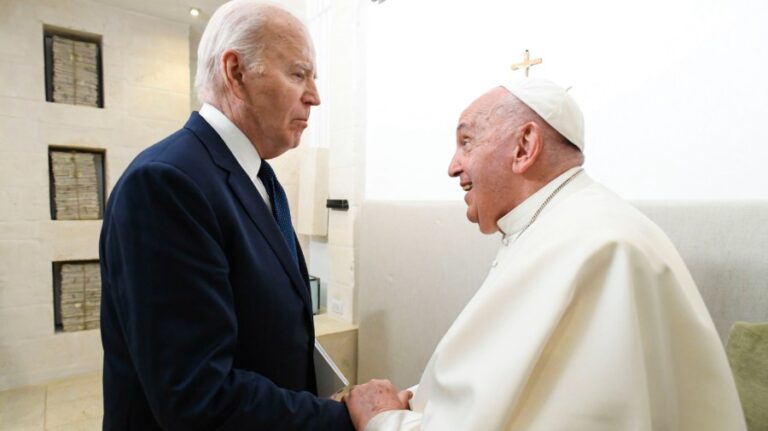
[[294, 61, 317, 79], [457, 123, 471, 133]]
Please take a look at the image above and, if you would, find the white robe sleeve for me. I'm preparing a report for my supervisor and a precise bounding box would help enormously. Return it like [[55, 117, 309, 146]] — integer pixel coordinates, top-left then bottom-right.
[[365, 410, 423, 431]]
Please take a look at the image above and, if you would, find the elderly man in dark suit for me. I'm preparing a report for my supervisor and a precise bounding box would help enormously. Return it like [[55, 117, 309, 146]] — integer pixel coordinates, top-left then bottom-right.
[[99, 1, 353, 429]]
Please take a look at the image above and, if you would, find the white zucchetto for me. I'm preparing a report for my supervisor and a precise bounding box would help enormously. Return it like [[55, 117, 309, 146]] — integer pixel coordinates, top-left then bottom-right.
[[501, 78, 585, 152]]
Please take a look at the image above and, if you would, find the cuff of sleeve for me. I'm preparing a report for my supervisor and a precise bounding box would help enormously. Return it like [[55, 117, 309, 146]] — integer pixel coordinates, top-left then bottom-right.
[[365, 409, 422, 431]]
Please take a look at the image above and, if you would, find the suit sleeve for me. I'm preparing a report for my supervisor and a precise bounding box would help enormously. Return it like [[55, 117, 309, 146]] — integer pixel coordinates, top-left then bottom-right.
[[101, 161, 352, 430]]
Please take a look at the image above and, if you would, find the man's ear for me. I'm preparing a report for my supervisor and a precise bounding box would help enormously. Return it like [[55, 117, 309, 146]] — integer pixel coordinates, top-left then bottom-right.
[[511, 122, 543, 174], [221, 49, 247, 100]]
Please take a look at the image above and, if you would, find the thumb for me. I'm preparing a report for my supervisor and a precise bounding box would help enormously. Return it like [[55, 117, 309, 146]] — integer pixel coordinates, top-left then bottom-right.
[[397, 390, 413, 407]]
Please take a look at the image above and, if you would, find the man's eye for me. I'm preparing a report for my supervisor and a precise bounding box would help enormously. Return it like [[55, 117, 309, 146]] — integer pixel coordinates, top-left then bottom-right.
[[293, 72, 305, 79]]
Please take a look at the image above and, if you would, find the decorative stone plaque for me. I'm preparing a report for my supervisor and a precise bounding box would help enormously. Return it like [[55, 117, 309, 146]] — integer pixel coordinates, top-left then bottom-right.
[[54, 261, 101, 332], [44, 30, 103, 108], [49, 149, 104, 220]]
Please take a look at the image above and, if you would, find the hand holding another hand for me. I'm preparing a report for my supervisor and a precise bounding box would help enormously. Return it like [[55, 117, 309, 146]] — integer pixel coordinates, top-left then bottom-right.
[[343, 379, 412, 430]]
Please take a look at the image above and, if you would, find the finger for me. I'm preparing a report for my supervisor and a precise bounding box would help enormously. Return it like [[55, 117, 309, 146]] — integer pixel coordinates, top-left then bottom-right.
[[397, 389, 413, 406]]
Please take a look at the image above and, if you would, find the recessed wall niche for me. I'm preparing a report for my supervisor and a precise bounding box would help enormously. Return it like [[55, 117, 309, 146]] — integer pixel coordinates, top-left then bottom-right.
[[48, 147, 106, 220], [43, 26, 104, 108], [52, 260, 101, 332]]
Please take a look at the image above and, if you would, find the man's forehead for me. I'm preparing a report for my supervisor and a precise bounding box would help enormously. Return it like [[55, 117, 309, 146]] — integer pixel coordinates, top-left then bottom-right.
[[266, 32, 315, 65], [457, 97, 492, 131], [456, 107, 481, 133], [458, 100, 484, 126], [457, 88, 511, 133], [262, 17, 312, 52]]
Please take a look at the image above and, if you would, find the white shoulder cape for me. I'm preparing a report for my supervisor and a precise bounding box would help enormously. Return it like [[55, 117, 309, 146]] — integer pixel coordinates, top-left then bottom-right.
[[366, 171, 745, 431]]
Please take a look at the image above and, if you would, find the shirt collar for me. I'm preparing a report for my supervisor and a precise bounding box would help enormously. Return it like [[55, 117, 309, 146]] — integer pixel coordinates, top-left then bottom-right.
[[199, 103, 263, 181], [496, 166, 587, 239]]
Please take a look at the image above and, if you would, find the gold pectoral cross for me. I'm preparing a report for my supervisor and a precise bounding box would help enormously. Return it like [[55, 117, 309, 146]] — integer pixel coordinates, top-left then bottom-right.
[[511, 49, 542, 77]]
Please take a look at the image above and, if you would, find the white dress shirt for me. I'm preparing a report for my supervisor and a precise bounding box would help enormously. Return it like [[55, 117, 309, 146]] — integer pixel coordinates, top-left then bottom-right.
[[199, 103, 272, 212]]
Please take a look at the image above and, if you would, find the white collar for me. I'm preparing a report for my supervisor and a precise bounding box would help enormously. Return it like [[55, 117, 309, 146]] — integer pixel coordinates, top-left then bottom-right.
[[496, 166, 589, 239], [199, 103, 263, 182]]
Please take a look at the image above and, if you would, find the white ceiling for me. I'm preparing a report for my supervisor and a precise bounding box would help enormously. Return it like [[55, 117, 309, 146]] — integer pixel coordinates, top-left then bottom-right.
[[93, 0, 229, 31]]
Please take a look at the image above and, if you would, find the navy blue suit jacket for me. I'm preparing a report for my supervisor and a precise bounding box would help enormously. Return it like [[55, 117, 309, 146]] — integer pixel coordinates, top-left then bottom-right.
[[99, 113, 353, 430]]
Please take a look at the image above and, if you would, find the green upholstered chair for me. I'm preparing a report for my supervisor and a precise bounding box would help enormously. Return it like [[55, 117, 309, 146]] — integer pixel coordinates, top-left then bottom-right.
[[727, 322, 768, 431]]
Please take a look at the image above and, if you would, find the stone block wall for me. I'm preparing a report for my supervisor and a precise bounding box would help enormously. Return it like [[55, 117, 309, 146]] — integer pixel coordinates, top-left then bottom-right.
[[0, 0, 190, 391]]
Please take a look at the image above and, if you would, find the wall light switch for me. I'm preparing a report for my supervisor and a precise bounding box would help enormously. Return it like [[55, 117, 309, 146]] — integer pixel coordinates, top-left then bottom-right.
[[329, 298, 344, 316]]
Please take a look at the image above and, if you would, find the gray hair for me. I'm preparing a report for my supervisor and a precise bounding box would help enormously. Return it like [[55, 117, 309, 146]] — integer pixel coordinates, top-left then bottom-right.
[[194, 1, 287, 103]]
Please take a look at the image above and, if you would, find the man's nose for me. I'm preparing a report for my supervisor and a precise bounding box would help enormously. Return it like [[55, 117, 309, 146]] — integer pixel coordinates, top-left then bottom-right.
[[448, 153, 462, 177], [303, 79, 320, 106]]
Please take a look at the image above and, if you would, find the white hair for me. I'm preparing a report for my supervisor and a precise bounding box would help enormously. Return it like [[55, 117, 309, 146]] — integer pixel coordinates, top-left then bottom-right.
[[194, 0, 291, 103]]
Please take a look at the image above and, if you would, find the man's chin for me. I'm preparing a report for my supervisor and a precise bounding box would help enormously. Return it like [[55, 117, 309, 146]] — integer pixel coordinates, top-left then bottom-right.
[[466, 210, 478, 225], [478, 223, 499, 235], [469, 213, 498, 235], [290, 133, 303, 148]]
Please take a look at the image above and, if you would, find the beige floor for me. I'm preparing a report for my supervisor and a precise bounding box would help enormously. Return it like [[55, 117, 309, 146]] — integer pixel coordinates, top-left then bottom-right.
[[0, 372, 103, 431], [0, 317, 356, 430]]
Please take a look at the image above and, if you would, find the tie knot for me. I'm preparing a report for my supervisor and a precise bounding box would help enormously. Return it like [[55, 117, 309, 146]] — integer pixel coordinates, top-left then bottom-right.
[[258, 160, 276, 183], [255, 159, 298, 265]]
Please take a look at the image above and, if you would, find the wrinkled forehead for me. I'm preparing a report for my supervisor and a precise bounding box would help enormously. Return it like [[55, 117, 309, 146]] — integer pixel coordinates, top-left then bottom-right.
[[261, 21, 316, 68], [457, 88, 508, 134], [263, 18, 312, 49]]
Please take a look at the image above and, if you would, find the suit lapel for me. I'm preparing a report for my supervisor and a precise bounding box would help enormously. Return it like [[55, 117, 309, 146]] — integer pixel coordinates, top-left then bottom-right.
[[183, 113, 313, 318]]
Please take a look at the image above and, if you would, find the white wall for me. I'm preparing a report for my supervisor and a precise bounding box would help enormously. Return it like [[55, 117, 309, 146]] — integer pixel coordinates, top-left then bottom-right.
[[0, 0, 190, 391], [365, 0, 768, 201], [303, 0, 368, 323]]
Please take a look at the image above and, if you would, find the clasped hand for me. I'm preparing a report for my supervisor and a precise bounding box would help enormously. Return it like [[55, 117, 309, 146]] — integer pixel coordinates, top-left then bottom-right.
[[341, 379, 412, 430]]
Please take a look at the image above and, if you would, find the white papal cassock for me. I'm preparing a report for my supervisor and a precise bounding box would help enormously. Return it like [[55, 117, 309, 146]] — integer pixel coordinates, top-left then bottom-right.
[[366, 167, 746, 431]]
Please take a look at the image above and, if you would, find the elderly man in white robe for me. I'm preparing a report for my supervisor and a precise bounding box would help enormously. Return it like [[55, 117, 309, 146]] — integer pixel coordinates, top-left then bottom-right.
[[343, 79, 746, 430]]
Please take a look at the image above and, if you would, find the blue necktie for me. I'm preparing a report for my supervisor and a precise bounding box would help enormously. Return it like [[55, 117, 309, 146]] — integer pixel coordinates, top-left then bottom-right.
[[257, 160, 298, 265]]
